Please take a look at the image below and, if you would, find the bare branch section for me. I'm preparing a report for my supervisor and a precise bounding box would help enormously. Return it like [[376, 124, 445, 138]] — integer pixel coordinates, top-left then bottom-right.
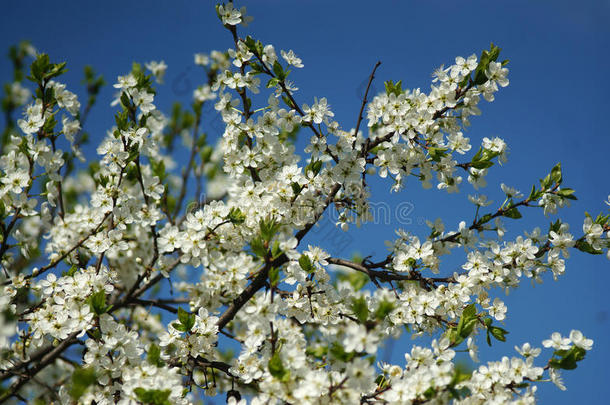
[[354, 61, 382, 141]]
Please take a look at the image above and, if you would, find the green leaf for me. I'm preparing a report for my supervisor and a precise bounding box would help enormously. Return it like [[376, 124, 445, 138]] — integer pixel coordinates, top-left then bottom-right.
[[482, 150, 499, 161], [63, 264, 78, 277], [374, 300, 395, 320], [250, 236, 267, 258], [271, 241, 282, 258], [330, 341, 357, 361], [551, 162, 562, 185], [470, 160, 494, 169], [550, 346, 587, 370], [471, 147, 483, 162], [428, 147, 448, 162], [450, 366, 472, 386], [282, 95, 294, 109], [462, 303, 476, 319], [337, 271, 369, 291], [151, 159, 166, 182], [249, 37, 264, 56], [272, 61, 288, 81], [227, 207, 246, 224], [541, 173, 553, 191], [290, 182, 303, 196], [184, 314, 195, 331], [171, 321, 187, 332], [177, 306, 189, 325], [42, 113, 57, 134], [249, 62, 263, 75], [575, 239, 603, 255], [120, 91, 131, 109], [69, 367, 97, 400], [352, 296, 369, 323], [114, 110, 129, 131], [266, 77, 279, 88], [134, 388, 172, 405], [305, 159, 323, 176], [489, 326, 508, 342], [528, 184, 542, 201], [478, 214, 493, 225], [147, 344, 165, 367], [459, 73, 470, 89], [269, 266, 280, 287], [460, 319, 478, 340], [549, 219, 562, 234], [200, 145, 214, 163], [298, 254, 315, 274], [268, 352, 290, 381], [259, 216, 280, 242], [594, 212, 610, 226], [29, 53, 50, 82], [456, 304, 477, 339], [176, 307, 195, 332], [306, 345, 328, 359], [504, 207, 522, 219], [244, 35, 257, 52], [557, 188, 577, 200], [384, 80, 403, 96], [446, 327, 464, 347], [473, 43, 501, 85], [139, 114, 149, 128], [87, 290, 109, 315], [44, 61, 67, 81]]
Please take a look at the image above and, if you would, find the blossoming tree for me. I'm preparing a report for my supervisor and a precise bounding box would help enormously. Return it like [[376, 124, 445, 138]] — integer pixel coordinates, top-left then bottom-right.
[[0, 3, 608, 404]]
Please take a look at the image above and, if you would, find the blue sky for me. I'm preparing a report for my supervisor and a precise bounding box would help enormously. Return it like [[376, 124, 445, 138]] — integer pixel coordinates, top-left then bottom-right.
[[1, 0, 609, 403]]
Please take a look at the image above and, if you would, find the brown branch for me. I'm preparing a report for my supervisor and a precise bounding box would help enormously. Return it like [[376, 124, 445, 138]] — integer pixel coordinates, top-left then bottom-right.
[[354, 61, 381, 141], [328, 257, 454, 286], [127, 298, 179, 314], [1, 211, 113, 286], [173, 103, 204, 219], [216, 182, 342, 330], [0, 332, 80, 401]]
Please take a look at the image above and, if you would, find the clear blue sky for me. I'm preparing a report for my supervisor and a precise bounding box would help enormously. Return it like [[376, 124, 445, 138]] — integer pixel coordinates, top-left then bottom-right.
[[1, 1, 609, 403]]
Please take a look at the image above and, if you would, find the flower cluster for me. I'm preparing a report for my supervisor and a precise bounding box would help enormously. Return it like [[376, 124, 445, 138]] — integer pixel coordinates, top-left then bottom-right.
[[0, 4, 607, 405]]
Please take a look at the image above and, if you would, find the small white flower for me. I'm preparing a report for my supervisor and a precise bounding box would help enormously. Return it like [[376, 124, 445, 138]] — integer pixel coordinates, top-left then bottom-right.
[[569, 330, 593, 351], [542, 332, 571, 350]]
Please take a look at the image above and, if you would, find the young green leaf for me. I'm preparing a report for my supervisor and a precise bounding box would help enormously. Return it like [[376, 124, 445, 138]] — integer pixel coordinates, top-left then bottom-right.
[[134, 388, 172, 405], [269, 266, 280, 287], [298, 254, 315, 274], [69, 367, 97, 400], [268, 352, 290, 381], [352, 296, 369, 323]]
